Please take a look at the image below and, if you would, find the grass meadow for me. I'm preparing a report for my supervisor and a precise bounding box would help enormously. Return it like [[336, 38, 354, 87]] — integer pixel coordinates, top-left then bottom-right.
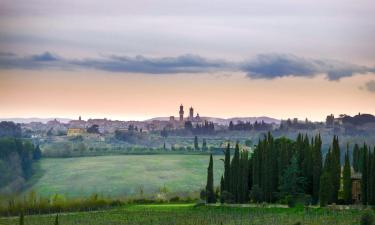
[[26, 155, 223, 197], [0, 204, 366, 225]]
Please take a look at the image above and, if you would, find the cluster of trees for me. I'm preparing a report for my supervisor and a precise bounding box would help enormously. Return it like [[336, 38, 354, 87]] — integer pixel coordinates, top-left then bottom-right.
[[205, 133, 375, 206], [86, 124, 100, 134], [185, 121, 214, 134], [0, 137, 41, 192], [194, 136, 208, 151], [228, 121, 272, 131], [358, 144, 375, 205], [0, 121, 22, 138], [279, 119, 317, 130]]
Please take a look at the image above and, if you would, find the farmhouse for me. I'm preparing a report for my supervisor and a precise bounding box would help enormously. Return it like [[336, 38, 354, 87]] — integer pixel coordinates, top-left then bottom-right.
[[67, 128, 86, 136], [351, 172, 362, 203]]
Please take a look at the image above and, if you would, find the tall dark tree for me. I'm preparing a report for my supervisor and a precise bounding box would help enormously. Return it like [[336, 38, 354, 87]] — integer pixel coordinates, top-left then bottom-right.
[[343, 147, 352, 204], [32, 145, 42, 160], [312, 134, 322, 204], [223, 143, 231, 192], [279, 155, 305, 199], [352, 144, 360, 172], [194, 136, 199, 150], [319, 171, 333, 207], [361, 144, 369, 205], [230, 143, 240, 201], [330, 136, 341, 203], [368, 148, 375, 205], [202, 138, 208, 151], [239, 150, 249, 203], [206, 154, 215, 203]]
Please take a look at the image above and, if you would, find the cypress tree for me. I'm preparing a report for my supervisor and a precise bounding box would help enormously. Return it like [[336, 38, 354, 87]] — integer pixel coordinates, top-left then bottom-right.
[[239, 150, 249, 203], [19, 211, 24, 225], [54, 214, 59, 225], [206, 154, 215, 203], [361, 144, 368, 205], [319, 171, 333, 207], [331, 135, 341, 203], [202, 139, 207, 151], [220, 175, 224, 195], [223, 143, 231, 192], [368, 149, 375, 205], [312, 134, 322, 204], [343, 147, 352, 204], [194, 136, 199, 151], [230, 143, 240, 202], [353, 144, 360, 172]]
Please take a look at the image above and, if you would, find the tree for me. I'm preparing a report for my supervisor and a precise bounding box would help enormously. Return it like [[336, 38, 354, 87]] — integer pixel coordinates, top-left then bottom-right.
[[330, 136, 341, 203], [368, 149, 375, 205], [319, 171, 333, 207], [223, 143, 231, 192], [206, 154, 215, 203], [361, 144, 369, 205], [202, 138, 208, 151], [278, 155, 306, 199], [230, 143, 240, 201], [54, 214, 59, 225], [312, 134, 322, 204], [32, 145, 42, 160], [87, 124, 100, 134], [343, 147, 352, 204], [194, 136, 199, 151], [19, 211, 24, 225], [353, 144, 360, 172]]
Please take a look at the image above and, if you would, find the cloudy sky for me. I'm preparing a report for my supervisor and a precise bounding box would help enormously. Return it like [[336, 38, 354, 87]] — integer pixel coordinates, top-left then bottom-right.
[[0, 0, 374, 121]]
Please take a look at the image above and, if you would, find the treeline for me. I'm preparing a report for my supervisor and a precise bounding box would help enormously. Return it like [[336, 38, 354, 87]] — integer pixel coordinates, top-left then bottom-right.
[[0, 121, 22, 138], [185, 121, 215, 134], [228, 120, 272, 131], [205, 133, 375, 206], [0, 137, 41, 193]]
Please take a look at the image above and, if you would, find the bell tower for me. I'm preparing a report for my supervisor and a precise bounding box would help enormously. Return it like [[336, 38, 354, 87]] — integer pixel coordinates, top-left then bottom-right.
[[179, 104, 184, 122]]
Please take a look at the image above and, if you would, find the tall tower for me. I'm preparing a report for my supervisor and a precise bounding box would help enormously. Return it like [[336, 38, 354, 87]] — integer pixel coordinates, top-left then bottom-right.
[[189, 107, 194, 121], [179, 104, 184, 122]]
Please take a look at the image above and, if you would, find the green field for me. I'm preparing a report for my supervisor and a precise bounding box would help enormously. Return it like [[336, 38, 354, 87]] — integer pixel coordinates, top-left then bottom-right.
[[27, 155, 223, 197], [0, 204, 366, 225]]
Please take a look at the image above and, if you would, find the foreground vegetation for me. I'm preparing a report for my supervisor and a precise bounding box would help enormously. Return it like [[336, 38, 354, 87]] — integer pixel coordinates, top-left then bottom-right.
[[0, 204, 372, 225]]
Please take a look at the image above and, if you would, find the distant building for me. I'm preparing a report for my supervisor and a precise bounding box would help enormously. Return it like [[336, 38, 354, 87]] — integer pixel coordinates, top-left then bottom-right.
[[326, 114, 335, 126], [189, 107, 194, 121], [179, 104, 184, 122], [351, 172, 362, 204], [67, 128, 86, 136]]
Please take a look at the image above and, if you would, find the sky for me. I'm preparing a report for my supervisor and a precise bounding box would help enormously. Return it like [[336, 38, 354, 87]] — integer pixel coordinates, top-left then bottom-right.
[[0, 0, 374, 121]]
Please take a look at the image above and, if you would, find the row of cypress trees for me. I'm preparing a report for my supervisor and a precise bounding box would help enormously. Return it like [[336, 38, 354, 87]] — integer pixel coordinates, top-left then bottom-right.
[[205, 133, 375, 206], [360, 144, 375, 205]]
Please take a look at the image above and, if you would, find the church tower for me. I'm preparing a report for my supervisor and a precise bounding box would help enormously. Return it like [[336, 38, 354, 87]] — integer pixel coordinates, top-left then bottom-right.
[[179, 104, 184, 122], [189, 107, 194, 121]]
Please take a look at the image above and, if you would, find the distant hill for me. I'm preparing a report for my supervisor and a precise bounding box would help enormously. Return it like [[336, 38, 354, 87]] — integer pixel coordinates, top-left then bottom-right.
[[146, 116, 280, 125], [0, 118, 72, 124]]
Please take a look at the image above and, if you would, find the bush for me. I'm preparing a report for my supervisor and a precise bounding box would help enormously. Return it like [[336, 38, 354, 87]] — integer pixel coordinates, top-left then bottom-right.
[[361, 210, 374, 225], [220, 191, 234, 204], [169, 196, 180, 202]]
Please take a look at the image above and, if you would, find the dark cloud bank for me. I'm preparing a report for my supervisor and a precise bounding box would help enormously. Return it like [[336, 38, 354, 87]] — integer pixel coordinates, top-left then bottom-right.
[[0, 51, 374, 81]]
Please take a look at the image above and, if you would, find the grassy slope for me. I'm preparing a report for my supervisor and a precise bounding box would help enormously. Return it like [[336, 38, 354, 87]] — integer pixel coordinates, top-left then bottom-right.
[[0, 204, 363, 225], [27, 155, 223, 197]]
